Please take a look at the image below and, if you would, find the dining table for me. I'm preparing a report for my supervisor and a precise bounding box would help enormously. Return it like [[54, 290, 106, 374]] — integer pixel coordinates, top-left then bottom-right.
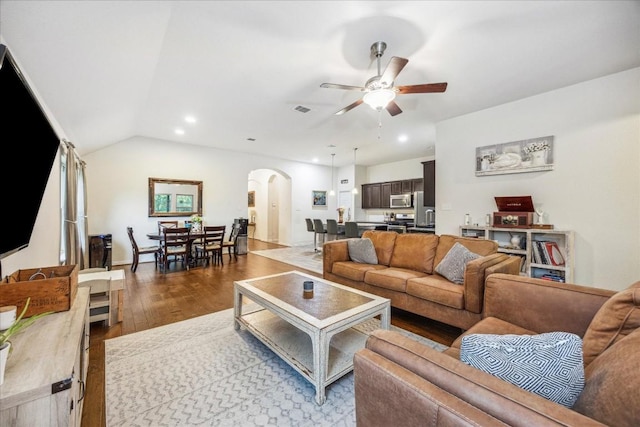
[[147, 231, 207, 268]]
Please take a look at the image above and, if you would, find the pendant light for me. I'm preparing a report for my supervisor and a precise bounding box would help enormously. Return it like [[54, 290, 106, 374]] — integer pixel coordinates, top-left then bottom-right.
[[352, 148, 359, 194], [329, 153, 335, 196]]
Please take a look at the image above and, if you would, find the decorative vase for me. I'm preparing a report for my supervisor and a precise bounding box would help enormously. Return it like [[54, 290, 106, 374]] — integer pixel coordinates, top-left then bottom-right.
[[510, 235, 522, 249], [192, 222, 201, 232], [0, 342, 10, 385], [338, 211, 344, 224], [531, 150, 547, 166]]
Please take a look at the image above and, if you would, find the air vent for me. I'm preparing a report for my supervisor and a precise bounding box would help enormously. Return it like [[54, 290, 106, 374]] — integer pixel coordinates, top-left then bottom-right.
[[294, 105, 311, 113], [247, 138, 256, 142]]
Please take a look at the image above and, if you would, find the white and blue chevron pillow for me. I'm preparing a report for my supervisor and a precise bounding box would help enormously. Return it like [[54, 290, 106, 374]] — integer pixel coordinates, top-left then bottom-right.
[[460, 332, 584, 407]]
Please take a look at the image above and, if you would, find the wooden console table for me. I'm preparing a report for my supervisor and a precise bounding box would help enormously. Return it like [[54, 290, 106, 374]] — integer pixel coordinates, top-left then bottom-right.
[[0, 288, 90, 426]]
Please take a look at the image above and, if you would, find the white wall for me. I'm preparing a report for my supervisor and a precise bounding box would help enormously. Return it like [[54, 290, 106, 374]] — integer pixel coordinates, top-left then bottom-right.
[[81, 136, 343, 264], [436, 68, 640, 290]]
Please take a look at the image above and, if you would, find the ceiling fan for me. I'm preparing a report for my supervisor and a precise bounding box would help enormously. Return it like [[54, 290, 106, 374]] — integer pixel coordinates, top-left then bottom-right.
[[321, 41, 447, 116]]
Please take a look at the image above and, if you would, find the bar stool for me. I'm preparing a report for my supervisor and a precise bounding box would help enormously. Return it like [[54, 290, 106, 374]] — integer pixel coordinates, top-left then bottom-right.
[[313, 219, 327, 252]]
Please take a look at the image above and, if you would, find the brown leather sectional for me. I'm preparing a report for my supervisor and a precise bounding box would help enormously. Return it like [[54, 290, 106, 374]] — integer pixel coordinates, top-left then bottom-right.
[[322, 230, 521, 330], [354, 274, 640, 426]]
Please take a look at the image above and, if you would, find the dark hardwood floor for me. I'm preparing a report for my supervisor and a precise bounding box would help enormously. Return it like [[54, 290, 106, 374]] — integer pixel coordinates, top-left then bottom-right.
[[81, 239, 461, 427]]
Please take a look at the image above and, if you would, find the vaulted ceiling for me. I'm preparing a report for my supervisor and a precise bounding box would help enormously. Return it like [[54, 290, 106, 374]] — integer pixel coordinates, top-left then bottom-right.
[[2, 1, 639, 167]]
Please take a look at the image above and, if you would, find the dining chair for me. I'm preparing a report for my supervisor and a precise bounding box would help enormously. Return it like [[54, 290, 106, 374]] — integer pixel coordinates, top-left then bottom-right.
[[159, 226, 191, 273], [127, 226, 159, 272], [312, 219, 327, 252], [157, 220, 179, 235], [222, 224, 240, 261], [194, 225, 226, 266], [325, 219, 344, 241], [344, 221, 360, 238]]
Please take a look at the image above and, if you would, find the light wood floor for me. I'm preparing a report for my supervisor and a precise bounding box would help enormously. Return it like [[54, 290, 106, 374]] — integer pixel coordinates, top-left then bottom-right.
[[81, 239, 461, 427]]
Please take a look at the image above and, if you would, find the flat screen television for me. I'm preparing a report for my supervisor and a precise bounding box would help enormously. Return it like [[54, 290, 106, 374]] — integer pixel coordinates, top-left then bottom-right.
[[0, 44, 60, 260]]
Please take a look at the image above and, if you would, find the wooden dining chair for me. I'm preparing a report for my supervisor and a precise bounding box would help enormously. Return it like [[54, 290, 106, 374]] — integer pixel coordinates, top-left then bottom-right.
[[157, 220, 179, 235], [127, 226, 159, 272], [222, 224, 240, 261], [159, 226, 191, 273], [194, 225, 226, 266]]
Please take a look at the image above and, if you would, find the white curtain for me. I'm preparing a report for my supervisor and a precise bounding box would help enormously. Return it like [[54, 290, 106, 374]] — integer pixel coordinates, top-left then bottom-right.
[[60, 140, 87, 268]]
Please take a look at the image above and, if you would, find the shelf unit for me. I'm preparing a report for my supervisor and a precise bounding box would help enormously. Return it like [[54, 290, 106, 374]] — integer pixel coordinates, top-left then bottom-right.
[[78, 277, 112, 326], [460, 226, 574, 283]]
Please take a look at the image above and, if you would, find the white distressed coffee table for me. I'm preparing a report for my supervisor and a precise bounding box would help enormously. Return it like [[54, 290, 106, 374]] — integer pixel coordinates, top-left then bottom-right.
[[233, 270, 390, 405]]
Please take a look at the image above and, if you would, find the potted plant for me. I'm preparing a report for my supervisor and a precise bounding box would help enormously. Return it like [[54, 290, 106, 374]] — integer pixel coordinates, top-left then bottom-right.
[[0, 298, 52, 385], [190, 214, 203, 232]]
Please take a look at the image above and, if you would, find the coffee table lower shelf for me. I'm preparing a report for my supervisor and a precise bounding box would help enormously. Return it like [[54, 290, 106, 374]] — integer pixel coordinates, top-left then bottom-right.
[[235, 306, 370, 403]]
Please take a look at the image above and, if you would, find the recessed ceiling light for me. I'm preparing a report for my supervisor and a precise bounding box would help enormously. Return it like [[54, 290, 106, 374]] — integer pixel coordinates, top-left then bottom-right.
[[185, 115, 196, 124], [398, 134, 408, 143], [312, 157, 319, 163], [174, 128, 185, 135]]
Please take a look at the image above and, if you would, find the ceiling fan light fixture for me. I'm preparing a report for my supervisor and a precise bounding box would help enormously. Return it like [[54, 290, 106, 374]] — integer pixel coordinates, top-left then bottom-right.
[[363, 88, 395, 110]]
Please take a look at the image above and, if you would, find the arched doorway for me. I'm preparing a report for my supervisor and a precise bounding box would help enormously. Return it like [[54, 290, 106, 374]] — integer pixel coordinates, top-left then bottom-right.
[[248, 168, 292, 245]]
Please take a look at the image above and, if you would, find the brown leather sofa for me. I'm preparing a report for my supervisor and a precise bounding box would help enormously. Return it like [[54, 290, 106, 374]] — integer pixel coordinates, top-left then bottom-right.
[[354, 274, 640, 427], [322, 231, 521, 330]]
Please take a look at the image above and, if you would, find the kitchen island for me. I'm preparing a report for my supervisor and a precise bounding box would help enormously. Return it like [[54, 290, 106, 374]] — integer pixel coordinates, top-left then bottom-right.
[[407, 226, 436, 234]]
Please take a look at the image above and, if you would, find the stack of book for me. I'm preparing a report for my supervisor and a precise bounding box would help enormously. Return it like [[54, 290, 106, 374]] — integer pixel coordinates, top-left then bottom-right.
[[531, 240, 565, 266], [539, 272, 566, 282]]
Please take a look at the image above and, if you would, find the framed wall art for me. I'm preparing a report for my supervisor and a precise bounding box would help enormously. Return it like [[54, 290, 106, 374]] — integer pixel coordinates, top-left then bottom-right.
[[475, 136, 554, 176], [312, 190, 327, 207], [248, 191, 255, 207]]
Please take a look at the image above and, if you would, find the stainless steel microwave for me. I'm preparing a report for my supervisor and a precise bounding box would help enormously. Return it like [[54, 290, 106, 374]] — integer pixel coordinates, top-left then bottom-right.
[[390, 194, 412, 208]]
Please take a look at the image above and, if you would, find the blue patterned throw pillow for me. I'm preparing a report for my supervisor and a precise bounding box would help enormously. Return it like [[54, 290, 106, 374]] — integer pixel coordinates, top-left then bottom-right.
[[460, 332, 584, 408]]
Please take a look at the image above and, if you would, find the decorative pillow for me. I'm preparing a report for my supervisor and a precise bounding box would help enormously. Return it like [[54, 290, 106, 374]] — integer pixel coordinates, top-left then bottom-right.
[[460, 332, 584, 408], [581, 281, 640, 366], [434, 242, 480, 284], [347, 238, 378, 264], [572, 328, 640, 425]]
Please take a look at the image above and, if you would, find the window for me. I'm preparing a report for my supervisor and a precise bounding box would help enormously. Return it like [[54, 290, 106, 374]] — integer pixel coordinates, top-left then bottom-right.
[[154, 194, 171, 213], [176, 194, 194, 212]]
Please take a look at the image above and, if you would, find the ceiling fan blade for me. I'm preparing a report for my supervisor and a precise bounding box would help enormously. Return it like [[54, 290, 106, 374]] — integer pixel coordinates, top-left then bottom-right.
[[334, 99, 363, 115], [379, 56, 408, 86], [396, 82, 448, 94], [385, 101, 403, 116], [320, 83, 366, 91]]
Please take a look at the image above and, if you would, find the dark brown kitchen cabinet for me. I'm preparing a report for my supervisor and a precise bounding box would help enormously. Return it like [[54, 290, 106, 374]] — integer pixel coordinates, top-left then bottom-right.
[[362, 177, 423, 209], [422, 160, 435, 207], [362, 183, 381, 209], [381, 183, 391, 208]]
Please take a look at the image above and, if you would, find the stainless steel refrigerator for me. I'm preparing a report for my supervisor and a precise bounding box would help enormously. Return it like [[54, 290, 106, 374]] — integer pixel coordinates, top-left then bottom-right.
[[414, 191, 436, 227]]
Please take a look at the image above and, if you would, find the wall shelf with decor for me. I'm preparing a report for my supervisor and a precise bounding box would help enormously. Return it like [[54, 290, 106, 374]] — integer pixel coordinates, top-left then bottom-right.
[[459, 226, 574, 283]]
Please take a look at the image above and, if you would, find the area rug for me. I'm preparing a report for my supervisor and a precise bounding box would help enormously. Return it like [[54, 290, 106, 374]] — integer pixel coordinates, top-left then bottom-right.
[[251, 244, 323, 274], [105, 307, 447, 426]]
